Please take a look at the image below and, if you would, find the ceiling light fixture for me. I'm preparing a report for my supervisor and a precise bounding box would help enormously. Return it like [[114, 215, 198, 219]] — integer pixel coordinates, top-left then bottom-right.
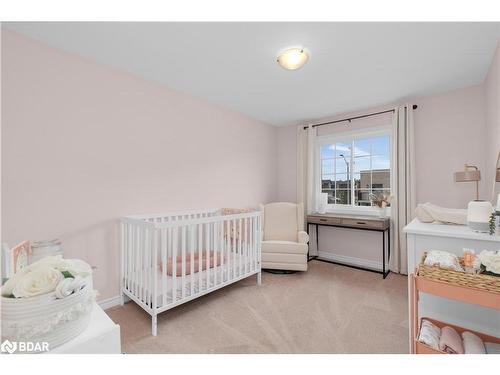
[[277, 47, 308, 70]]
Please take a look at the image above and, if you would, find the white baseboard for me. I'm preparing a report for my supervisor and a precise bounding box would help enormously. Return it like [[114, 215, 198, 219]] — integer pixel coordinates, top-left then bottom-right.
[[317, 251, 384, 271], [98, 295, 129, 310]]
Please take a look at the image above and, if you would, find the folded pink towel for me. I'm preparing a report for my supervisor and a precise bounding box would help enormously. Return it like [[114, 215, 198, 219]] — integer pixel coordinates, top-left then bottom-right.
[[439, 326, 464, 354], [462, 332, 486, 354]]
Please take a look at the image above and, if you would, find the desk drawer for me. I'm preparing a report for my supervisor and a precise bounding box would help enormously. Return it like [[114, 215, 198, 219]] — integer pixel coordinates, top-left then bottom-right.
[[308, 216, 341, 225], [340, 218, 384, 229]]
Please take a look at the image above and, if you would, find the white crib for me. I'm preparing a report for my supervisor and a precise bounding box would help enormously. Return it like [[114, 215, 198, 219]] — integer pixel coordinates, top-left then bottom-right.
[[120, 208, 262, 336]]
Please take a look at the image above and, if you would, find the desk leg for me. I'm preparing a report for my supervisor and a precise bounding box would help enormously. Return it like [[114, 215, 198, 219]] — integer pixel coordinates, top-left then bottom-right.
[[388, 225, 391, 261], [306, 223, 309, 259], [382, 229, 386, 278], [316, 224, 319, 255]]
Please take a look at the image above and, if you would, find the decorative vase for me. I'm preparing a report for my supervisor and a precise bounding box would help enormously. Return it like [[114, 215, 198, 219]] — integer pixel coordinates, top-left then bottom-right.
[[379, 206, 387, 218]]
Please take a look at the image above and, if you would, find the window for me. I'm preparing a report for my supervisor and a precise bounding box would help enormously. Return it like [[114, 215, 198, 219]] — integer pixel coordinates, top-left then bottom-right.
[[318, 129, 391, 212]]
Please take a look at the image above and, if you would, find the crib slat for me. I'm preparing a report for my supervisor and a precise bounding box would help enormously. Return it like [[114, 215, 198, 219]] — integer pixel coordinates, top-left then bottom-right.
[[198, 223, 202, 293], [137, 226, 142, 302], [250, 217, 254, 272], [161, 228, 167, 308], [123, 223, 128, 292], [167, 227, 172, 304], [172, 227, 178, 302], [190, 224, 194, 297], [244, 219, 248, 275], [238, 218, 242, 277], [212, 222, 216, 287], [142, 227, 146, 305], [131, 225, 135, 295], [226, 220, 230, 281], [181, 226, 186, 299], [152, 227, 158, 311]]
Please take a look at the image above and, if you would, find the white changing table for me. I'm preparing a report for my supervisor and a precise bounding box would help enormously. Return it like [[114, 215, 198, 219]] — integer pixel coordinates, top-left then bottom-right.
[[48, 302, 121, 354], [404, 219, 500, 342]]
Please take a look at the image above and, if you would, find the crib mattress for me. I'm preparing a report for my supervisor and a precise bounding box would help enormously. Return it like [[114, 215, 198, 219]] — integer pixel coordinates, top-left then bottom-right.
[[124, 253, 256, 308]]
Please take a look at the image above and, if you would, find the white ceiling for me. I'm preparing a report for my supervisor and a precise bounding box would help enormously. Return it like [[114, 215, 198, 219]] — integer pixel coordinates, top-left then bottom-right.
[[4, 22, 500, 126]]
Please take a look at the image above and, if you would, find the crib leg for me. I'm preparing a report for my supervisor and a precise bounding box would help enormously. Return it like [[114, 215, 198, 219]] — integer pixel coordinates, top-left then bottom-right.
[[152, 314, 158, 336], [257, 271, 262, 286], [120, 291, 125, 306]]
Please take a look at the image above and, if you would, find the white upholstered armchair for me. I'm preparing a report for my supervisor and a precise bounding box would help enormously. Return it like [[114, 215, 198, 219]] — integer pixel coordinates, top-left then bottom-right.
[[259, 202, 309, 271]]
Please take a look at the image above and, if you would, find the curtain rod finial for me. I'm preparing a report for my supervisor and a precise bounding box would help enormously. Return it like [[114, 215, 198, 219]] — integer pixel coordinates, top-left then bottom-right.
[[412, 104, 418, 110]]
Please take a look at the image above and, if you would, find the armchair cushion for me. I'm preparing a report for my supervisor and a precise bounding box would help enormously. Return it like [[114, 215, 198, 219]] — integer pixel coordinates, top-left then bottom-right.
[[263, 202, 299, 242]]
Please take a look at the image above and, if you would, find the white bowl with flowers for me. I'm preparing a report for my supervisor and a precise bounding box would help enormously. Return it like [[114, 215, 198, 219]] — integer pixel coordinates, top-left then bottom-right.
[[1, 255, 96, 352]]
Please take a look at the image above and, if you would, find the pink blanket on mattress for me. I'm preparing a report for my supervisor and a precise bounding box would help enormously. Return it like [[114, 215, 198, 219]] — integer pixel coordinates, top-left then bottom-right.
[[160, 251, 223, 276]]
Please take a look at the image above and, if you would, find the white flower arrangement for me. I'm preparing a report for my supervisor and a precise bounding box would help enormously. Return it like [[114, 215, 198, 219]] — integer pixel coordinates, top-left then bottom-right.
[[369, 192, 393, 208], [477, 250, 500, 275], [1, 255, 92, 299]]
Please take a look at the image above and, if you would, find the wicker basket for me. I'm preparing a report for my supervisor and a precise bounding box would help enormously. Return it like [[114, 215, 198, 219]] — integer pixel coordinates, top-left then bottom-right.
[[418, 252, 500, 293]]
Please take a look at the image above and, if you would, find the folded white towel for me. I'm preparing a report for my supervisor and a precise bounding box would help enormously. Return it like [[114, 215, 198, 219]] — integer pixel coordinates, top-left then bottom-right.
[[418, 319, 441, 350], [462, 331, 486, 354], [54, 276, 86, 299], [424, 250, 464, 272], [415, 203, 467, 225]]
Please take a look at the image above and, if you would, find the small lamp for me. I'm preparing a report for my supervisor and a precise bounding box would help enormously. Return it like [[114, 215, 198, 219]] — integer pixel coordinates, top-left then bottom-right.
[[454, 164, 481, 200]]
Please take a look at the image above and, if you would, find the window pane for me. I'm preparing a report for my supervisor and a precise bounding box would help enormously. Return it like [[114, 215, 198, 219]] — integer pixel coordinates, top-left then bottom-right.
[[353, 172, 361, 189], [321, 175, 335, 190], [321, 159, 334, 175], [359, 170, 372, 189], [335, 190, 351, 205], [372, 171, 391, 189], [335, 157, 349, 174], [372, 189, 392, 206], [334, 174, 351, 189], [372, 154, 390, 170], [354, 156, 371, 173], [323, 190, 336, 204], [334, 142, 351, 158], [321, 144, 335, 159], [355, 189, 372, 206], [354, 138, 371, 157], [372, 136, 390, 156]]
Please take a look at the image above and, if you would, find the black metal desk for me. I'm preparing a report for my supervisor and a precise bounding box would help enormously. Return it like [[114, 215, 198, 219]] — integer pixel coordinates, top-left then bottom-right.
[[306, 214, 391, 279]]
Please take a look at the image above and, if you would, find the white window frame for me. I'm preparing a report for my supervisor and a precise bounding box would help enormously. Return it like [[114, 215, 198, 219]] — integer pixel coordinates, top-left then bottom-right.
[[315, 125, 393, 217]]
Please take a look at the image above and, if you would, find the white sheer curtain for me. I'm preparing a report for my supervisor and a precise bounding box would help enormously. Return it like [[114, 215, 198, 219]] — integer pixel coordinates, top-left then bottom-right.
[[297, 124, 318, 255], [390, 105, 416, 274]]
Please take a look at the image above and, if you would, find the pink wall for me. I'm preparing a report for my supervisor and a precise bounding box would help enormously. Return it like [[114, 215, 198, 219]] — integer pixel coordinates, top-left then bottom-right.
[[1, 30, 277, 300], [413, 84, 487, 207], [276, 126, 298, 203], [484, 41, 500, 201]]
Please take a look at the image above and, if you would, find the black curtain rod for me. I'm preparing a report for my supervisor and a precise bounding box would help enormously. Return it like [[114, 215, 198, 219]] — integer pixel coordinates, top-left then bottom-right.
[[303, 104, 418, 130]]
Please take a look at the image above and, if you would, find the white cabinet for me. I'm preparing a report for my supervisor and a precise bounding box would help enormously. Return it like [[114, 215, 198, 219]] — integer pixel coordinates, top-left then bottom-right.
[[48, 302, 121, 354]]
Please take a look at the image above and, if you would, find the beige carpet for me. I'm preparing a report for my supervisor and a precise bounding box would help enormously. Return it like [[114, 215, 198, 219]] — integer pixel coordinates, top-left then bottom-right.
[[106, 260, 409, 353]]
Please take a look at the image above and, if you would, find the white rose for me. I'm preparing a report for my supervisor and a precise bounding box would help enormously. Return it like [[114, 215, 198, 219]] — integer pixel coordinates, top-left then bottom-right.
[[56, 259, 92, 277], [54, 276, 87, 299], [28, 255, 92, 277], [26, 255, 65, 270], [1, 267, 31, 296], [12, 265, 63, 298], [478, 250, 500, 274]]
